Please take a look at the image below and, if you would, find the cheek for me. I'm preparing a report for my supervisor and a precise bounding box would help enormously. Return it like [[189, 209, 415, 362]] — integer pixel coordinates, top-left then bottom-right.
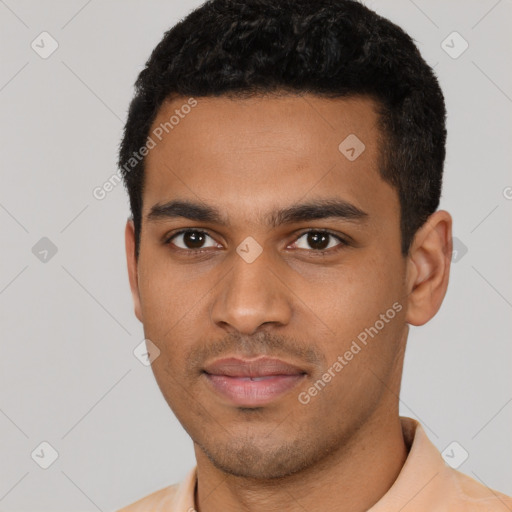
[[303, 254, 403, 339], [137, 257, 197, 328], [295, 264, 405, 424], [137, 260, 208, 370]]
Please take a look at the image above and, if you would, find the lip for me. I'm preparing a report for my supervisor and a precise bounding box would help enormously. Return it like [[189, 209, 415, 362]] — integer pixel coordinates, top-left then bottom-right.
[[203, 356, 307, 407]]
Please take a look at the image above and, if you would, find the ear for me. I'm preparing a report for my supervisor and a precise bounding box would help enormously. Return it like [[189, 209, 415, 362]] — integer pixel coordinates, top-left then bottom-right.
[[405, 210, 453, 326], [125, 218, 143, 323]]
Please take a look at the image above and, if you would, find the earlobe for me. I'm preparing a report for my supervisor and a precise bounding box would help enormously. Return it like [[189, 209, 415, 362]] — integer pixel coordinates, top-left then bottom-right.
[[405, 210, 453, 326], [125, 218, 143, 323]]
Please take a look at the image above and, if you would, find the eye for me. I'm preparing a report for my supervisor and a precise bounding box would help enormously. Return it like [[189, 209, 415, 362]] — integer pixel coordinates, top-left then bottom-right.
[[164, 228, 348, 256], [291, 230, 346, 253], [165, 229, 220, 251]]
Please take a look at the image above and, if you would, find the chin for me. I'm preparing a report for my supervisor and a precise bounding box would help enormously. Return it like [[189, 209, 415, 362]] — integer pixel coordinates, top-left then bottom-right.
[[197, 434, 322, 480]]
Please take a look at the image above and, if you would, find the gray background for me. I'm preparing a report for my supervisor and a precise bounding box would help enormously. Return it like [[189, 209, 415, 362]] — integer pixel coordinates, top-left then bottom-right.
[[1, 0, 511, 510]]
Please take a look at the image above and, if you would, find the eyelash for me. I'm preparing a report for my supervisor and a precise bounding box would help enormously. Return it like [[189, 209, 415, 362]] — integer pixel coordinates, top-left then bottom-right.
[[163, 229, 349, 257]]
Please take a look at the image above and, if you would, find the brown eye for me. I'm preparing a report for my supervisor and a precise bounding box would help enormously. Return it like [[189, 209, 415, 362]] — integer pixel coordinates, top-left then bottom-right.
[[293, 230, 345, 252], [167, 230, 218, 250]]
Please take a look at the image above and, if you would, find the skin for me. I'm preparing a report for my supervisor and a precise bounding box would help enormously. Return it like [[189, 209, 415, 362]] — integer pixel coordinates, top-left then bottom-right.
[[125, 93, 452, 512]]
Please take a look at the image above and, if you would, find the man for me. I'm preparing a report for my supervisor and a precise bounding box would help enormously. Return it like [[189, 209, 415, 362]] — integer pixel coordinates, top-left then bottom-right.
[[117, 0, 511, 510]]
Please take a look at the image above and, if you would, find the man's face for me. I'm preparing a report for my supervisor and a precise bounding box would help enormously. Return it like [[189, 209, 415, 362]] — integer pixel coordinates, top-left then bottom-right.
[[128, 94, 410, 479]]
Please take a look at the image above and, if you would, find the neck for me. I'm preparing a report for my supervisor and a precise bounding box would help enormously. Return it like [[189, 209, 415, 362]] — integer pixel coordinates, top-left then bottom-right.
[[194, 410, 408, 512]]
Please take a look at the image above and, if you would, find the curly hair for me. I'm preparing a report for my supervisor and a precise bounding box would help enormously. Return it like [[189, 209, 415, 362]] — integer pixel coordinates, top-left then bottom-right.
[[119, 0, 446, 260]]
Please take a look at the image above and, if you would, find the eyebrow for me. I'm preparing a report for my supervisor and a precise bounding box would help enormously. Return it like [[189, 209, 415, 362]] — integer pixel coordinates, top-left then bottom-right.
[[146, 198, 368, 228]]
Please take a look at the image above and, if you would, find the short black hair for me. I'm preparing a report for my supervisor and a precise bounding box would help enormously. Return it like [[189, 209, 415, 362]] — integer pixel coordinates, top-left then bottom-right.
[[119, 0, 446, 261]]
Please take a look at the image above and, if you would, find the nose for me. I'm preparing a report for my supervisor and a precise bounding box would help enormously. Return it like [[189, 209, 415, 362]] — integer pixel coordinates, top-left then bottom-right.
[[210, 246, 293, 336]]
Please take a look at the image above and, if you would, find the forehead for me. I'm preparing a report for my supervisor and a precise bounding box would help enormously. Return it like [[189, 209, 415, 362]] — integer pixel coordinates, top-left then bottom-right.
[[142, 94, 397, 228]]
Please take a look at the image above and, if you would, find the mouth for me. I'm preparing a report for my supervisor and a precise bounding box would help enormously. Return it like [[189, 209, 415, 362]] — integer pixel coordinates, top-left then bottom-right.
[[202, 356, 307, 407]]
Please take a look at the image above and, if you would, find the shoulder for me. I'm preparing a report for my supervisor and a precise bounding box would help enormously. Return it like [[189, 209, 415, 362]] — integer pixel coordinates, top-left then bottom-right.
[[115, 483, 180, 512], [451, 469, 512, 510], [398, 418, 511, 511]]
